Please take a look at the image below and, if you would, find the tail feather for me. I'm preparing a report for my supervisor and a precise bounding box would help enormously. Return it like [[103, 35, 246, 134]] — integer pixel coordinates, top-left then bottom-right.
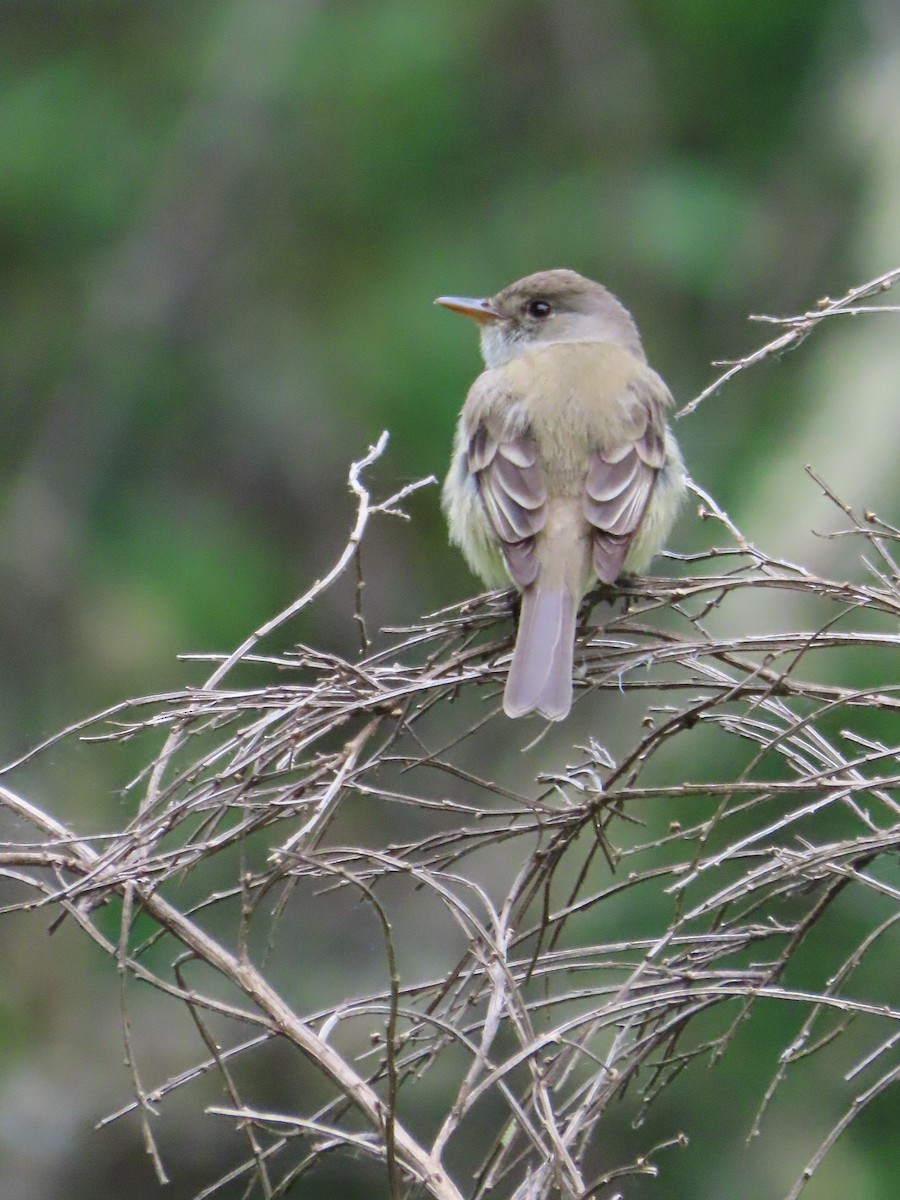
[[504, 585, 578, 721]]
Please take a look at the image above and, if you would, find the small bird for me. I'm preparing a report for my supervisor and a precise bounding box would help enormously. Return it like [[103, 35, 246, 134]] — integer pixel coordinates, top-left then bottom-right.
[[437, 269, 686, 721]]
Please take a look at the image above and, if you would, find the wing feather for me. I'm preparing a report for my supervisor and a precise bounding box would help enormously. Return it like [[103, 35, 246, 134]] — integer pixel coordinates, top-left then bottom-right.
[[466, 427, 548, 588], [583, 378, 670, 584]]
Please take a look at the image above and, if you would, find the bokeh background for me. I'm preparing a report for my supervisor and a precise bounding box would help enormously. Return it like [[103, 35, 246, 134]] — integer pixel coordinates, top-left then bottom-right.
[[2, 2, 899, 1197]]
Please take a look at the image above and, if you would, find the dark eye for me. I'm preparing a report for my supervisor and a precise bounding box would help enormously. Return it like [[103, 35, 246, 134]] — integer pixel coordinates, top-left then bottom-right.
[[526, 299, 552, 319]]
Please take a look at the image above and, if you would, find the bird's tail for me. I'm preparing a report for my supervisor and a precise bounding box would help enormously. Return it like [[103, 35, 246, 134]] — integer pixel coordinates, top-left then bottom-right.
[[504, 585, 578, 721]]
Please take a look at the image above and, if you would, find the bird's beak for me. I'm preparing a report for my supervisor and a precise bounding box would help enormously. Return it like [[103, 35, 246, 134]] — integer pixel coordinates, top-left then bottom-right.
[[434, 295, 501, 324]]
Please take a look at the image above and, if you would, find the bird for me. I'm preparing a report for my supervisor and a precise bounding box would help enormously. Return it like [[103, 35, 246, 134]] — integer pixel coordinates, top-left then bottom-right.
[[437, 268, 686, 721]]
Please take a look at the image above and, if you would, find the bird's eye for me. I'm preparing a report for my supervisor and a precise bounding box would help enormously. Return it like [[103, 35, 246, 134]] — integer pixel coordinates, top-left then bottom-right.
[[526, 299, 552, 319]]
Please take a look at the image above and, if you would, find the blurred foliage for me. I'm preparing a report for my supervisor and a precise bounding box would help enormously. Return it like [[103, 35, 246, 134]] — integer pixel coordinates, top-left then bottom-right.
[[1, 1, 899, 1198]]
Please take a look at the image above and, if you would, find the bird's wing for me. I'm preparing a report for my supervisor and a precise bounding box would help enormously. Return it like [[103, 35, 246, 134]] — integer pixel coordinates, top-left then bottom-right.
[[467, 421, 548, 588], [583, 375, 669, 584]]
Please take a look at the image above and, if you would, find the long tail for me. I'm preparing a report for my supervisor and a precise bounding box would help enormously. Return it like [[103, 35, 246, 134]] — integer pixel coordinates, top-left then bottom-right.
[[504, 585, 578, 721]]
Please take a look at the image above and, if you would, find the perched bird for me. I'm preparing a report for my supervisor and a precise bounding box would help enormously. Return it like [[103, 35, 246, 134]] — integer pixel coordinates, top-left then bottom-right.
[[437, 269, 686, 721]]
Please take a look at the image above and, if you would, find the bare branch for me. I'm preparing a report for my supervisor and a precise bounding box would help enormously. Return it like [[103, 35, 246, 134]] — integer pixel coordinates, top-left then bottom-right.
[[3, 281, 900, 1197], [679, 265, 900, 417]]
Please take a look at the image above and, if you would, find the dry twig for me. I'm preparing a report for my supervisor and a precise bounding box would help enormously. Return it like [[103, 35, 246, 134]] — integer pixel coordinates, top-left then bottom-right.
[[2, 286, 900, 1198]]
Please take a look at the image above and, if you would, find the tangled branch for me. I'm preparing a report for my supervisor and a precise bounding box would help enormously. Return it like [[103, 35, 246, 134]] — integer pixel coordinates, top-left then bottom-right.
[[2, 277, 900, 1199]]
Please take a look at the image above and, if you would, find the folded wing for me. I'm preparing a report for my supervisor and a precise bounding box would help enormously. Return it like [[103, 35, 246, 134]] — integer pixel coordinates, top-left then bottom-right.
[[583, 378, 668, 584], [466, 425, 548, 587]]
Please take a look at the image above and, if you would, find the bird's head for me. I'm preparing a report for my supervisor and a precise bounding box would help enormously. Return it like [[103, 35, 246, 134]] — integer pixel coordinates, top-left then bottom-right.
[[435, 269, 645, 368]]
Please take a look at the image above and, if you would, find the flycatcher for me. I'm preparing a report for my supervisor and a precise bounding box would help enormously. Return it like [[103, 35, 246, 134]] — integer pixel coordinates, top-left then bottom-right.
[[437, 269, 686, 721]]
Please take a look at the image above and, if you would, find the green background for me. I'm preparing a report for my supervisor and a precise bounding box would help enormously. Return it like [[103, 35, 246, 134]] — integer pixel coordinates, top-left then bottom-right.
[[1, 2, 898, 1197]]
